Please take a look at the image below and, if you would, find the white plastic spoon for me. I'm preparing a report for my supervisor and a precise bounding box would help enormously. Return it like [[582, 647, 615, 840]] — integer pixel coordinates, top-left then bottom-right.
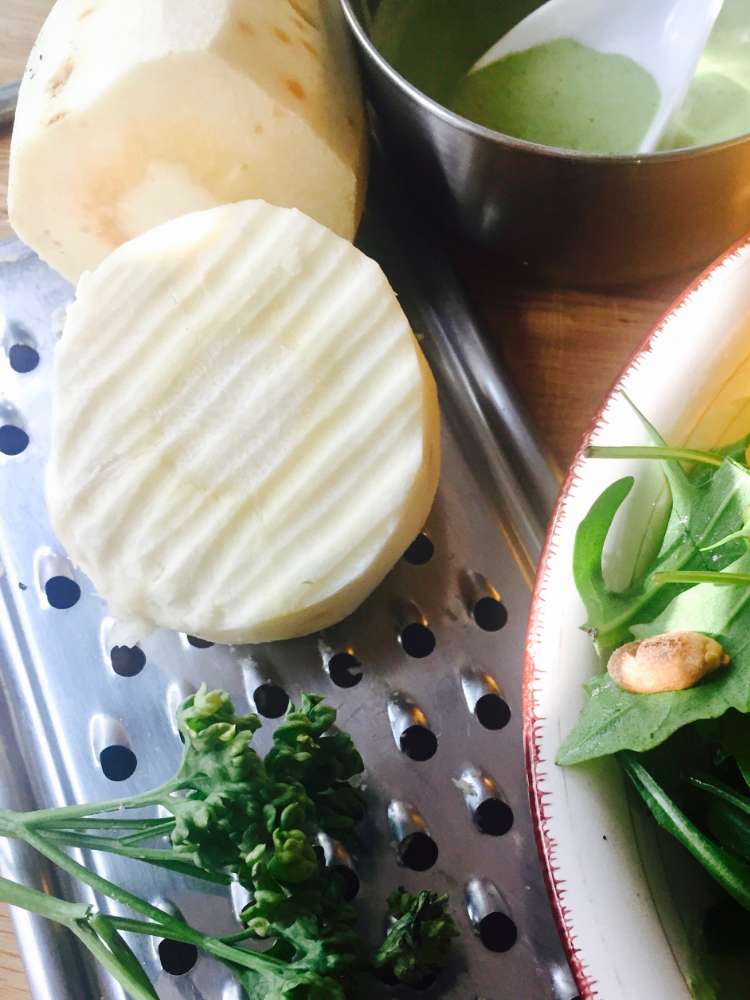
[[470, 0, 725, 153]]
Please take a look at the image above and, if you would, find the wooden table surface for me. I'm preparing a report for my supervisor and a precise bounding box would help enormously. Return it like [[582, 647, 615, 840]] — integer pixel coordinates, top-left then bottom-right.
[[0, 2, 698, 997]]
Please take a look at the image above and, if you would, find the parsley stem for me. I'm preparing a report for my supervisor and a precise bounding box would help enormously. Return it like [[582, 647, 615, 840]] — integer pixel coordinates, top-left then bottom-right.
[[107, 916, 292, 975], [0, 875, 88, 924], [652, 570, 750, 587], [20, 828, 177, 927], [14, 782, 178, 829], [41, 817, 169, 832], [220, 928, 257, 945], [0, 877, 157, 1000], [119, 819, 175, 846], [42, 830, 229, 885], [70, 921, 158, 1000], [586, 445, 723, 467]]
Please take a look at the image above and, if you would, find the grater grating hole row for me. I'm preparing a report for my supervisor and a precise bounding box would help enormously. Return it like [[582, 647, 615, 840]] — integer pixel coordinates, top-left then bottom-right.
[[478, 912, 517, 952], [44, 575, 80, 610], [475, 693, 511, 731], [403, 532, 434, 565], [158, 939, 198, 977], [460, 668, 512, 731], [253, 682, 290, 718], [387, 692, 438, 762], [399, 724, 437, 762], [399, 622, 436, 658], [327, 650, 363, 688], [465, 877, 518, 953], [4, 319, 40, 373], [9, 344, 40, 373], [110, 644, 146, 677], [474, 799, 514, 837], [35, 550, 81, 609], [186, 634, 214, 649], [100, 744, 137, 782], [398, 831, 438, 871], [0, 422, 29, 456], [472, 596, 508, 632]]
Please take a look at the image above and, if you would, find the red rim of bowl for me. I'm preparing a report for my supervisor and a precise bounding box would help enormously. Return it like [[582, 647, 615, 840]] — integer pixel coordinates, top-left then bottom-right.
[[522, 228, 750, 999]]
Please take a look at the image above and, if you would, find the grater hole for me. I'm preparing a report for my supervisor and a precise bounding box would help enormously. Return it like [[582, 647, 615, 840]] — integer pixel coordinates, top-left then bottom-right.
[[475, 694, 511, 731], [398, 832, 438, 871], [399, 725, 438, 762], [99, 745, 137, 782], [474, 799, 514, 836], [253, 683, 290, 718], [110, 645, 146, 677], [9, 343, 40, 373], [186, 635, 214, 649], [44, 576, 81, 610], [158, 939, 198, 976], [0, 425, 29, 456], [403, 533, 434, 565], [478, 911, 517, 952], [473, 597, 508, 632], [400, 623, 435, 659], [328, 652, 363, 688], [332, 864, 360, 901]]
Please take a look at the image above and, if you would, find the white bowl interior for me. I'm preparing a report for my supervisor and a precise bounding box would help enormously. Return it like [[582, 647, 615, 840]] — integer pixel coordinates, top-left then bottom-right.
[[527, 238, 750, 1000]]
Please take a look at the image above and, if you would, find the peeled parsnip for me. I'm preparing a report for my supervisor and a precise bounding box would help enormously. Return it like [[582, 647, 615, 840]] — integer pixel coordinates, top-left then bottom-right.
[[10, 0, 367, 282], [47, 200, 440, 643]]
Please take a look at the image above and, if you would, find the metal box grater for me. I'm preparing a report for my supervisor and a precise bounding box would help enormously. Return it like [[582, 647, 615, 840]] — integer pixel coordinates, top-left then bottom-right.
[[0, 168, 576, 999]]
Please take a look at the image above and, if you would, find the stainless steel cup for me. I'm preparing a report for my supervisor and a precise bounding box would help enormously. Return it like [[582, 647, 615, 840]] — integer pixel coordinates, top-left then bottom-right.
[[340, 0, 750, 284]]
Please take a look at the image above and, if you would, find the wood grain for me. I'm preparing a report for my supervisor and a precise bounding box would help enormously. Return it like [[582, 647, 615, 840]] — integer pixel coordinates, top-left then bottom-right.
[[0, 1, 692, 997], [454, 253, 690, 469], [1, 0, 54, 243]]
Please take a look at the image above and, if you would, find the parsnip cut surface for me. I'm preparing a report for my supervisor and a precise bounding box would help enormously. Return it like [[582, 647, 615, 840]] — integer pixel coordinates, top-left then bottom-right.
[[9, 0, 367, 282], [47, 201, 440, 643]]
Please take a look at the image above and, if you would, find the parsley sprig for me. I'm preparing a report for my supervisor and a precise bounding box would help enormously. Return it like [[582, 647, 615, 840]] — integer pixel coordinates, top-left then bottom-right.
[[0, 687, 457, 997]]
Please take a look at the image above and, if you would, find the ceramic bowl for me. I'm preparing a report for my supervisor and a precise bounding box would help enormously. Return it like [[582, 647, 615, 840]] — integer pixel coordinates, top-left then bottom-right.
[[525, 232, 750, 998]]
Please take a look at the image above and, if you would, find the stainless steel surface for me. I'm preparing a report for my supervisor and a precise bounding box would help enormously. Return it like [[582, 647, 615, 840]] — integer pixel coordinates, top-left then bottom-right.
[[362, 159, 561, 562], [0, 82, 19, 129], [340, 0, 750, 284], [0, 211, 574, 997]]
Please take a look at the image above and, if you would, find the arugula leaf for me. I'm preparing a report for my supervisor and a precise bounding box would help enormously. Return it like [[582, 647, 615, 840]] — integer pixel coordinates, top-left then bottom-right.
[[573, 476, 635, 628], [621, 753, 750, 913], [558, 548, 750, 765], [721, 712, 750, 790], [586, 459, 750, 654], [707, 800, 750, 865], [714, 431, 750, 465]]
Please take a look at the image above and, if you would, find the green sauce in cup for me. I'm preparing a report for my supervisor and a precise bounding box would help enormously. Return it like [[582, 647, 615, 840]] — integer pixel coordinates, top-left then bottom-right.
[[372, 0, 750, 154], [452, 38, 659, 155]]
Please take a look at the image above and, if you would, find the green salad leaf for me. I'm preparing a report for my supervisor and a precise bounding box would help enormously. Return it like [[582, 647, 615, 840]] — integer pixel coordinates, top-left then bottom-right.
[[575, 458, 750, 657], [559, 547, 750, 764], [621, 753, 750, 913], [559, 438, 750, 765], [721, 711, 750, 789]]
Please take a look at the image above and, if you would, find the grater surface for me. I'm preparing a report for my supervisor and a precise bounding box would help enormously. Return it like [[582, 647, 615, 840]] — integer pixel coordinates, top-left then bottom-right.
[[0, 182, 576, 999]]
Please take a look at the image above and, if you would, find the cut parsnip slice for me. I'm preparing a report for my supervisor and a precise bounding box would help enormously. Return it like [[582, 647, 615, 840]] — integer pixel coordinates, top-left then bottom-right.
[[47, 201, 440, 643], [10, 0, 367, 283]]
